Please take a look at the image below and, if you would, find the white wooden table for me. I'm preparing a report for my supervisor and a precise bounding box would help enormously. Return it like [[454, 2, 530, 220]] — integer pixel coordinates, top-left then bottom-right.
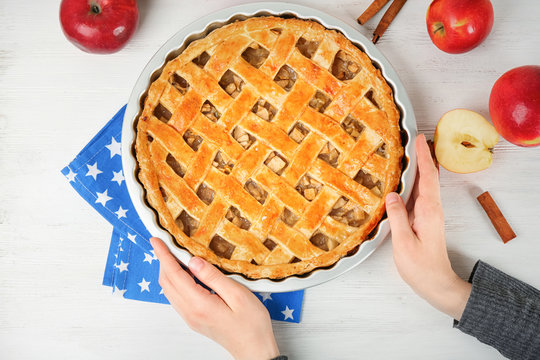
[[1, 0, 539, 358]]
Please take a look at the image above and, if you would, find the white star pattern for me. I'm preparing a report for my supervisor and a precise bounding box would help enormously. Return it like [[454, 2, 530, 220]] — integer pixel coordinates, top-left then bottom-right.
[[259, 292, 273, 302], [111, 170, 125, 185], [143, 253, 155, 264], [281, 306, 294, 320], [86, 162, 102, 180], [66, 113, 303, 322], [115, 261, 129, 272], [127, 233, 137, 244], [65, 170, 77, 182], [115, 206, 128, 219], [105, 137, 122, 158], [113, 286, 127, 297], [67, 118, 303, 322], [138, 278, 150, 292], [95, 189, 112, 206]]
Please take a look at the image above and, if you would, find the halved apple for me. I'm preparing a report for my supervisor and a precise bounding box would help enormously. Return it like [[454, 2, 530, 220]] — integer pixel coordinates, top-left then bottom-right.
[[434, 109, 499, 173]]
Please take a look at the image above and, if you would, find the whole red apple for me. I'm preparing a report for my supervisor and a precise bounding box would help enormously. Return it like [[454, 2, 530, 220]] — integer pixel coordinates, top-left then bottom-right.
[[489, 65, 540, 147], [60, 0, 139, 54], [426, 0, 494, 54]]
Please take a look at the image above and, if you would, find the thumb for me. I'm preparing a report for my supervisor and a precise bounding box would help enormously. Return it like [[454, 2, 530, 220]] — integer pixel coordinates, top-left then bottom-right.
[[385, 193, 415, 244], [188, 256, 248, 306]]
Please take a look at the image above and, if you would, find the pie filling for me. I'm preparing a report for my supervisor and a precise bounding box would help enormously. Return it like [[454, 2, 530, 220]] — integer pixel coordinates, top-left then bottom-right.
[[183, 129, 203, 151], [244, 179, 268, 205], [329, 197, 369, 227], [159, 186, 168, 202], [241, 43, 270, 68], [231, 126, 256, 149], [365, 89, 381, 110], [354, 169, 384, 197], [263, 238, 277, 251], [170, 73, 190, 94], [225, 206, 251, 230], [196, 183, 215, 205], [288, 122, 310, 143], [310, 232, 339, 252], [192, 51, 210, 68], [252, 99, 277, 122], [331, 50, 361, 81], [136, 17, 403, 278], [166, 154, 186, 177], [296, 37, 319, 58], [341, 115, 365, 140], [213, 151, 234, 174], [219, 70, 244, 98], [176, 211, 199, 237], [264, 152, 288, 175], [210, 235, 235, 259], [201, 100, 221, 122], [274, 65, 297, 91], [153, 103, 172, 123], [375, 143, 388, 158], [296, 175, 323, 201], [318, 142, 340, 167], [309, 90, 332, 113], [281, 208, 299, 226]]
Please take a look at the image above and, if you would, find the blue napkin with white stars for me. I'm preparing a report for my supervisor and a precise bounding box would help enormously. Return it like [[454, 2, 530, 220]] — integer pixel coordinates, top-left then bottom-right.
[[61, 106, 303, 323]]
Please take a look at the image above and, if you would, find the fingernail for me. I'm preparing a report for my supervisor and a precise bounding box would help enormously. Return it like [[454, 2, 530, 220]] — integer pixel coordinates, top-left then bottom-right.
[[149, 237, 157, 248], [386, 192, 399, 205], [189, 257, 204, 273]]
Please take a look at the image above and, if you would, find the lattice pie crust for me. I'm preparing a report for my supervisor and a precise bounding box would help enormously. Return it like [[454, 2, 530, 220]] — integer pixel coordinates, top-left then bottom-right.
[[135, 17, 403, 279]]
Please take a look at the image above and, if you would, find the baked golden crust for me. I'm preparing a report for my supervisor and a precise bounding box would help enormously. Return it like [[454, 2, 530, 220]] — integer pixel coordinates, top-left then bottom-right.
[[135, 17, 403, 279]]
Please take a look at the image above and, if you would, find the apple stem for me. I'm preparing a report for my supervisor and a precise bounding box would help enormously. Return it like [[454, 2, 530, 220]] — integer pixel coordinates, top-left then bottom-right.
[[433, 22, 445, 36], [90, 3, 101, 15]]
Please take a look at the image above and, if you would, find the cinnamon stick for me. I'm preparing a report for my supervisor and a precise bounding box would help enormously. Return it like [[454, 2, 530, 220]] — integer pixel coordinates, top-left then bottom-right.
[[357, 0, 390, 25], [477, 191, 516, 244], [372, 0, 408, 44]]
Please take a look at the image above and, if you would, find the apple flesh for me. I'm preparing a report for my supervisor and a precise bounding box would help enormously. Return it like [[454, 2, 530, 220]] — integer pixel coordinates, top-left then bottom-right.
[[489, 65, 540, 147], [426, 0, 494, 54], [434, 109, 499, 173], [60, 0, 139, 54]]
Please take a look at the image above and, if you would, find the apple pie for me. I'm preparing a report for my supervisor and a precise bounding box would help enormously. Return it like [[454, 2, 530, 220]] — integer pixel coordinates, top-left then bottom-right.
[[135, 17, 403, 279]]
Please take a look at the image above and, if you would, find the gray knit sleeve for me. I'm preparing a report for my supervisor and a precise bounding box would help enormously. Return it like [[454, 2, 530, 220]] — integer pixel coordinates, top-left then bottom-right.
[[270, 356, 287, 360], [454, 260, 540, 359]]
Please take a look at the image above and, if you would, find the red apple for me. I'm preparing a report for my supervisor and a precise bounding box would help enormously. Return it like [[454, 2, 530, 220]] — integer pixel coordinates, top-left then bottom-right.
[[426, 0, 494, 54], [489, 65, 540, 147], [60, 0, 138, 54]]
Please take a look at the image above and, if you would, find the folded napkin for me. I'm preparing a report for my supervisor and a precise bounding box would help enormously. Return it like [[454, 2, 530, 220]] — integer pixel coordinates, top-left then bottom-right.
[[61, 106, 304, 323]]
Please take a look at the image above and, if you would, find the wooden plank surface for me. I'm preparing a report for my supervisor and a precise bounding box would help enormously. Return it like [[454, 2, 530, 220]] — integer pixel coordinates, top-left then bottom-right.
[[1, 0, 539, 359]]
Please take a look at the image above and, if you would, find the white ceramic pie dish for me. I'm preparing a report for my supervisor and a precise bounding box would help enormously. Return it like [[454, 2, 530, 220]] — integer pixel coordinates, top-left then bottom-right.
[[122, 2, 417, 293]]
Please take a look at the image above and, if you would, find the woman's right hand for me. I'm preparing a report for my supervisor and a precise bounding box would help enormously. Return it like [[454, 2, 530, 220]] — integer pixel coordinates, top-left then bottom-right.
[[151, 237, 280, 360], [385, 134, 472, 320]]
